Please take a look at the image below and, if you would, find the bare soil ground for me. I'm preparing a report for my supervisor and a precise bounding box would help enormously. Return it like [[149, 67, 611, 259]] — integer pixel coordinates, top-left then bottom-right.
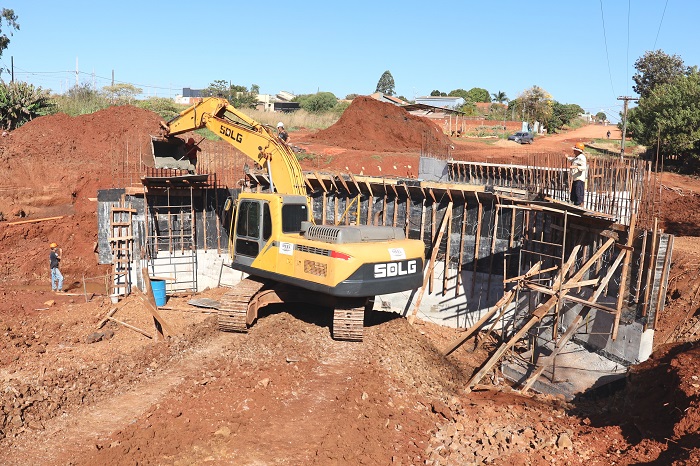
[[0, 100, 699, 465]]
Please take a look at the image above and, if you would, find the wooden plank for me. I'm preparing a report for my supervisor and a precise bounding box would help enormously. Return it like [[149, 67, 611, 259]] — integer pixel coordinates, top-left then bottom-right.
[[407, 202, 453, 325], [140, 268, 176, 338], [107, 317, 152, 339], [641, 218, 659, 319], [8, 215, 64, 226], [653, 234, 674, 330], [97, 307, 120, 329], [313, 172, 328, 192]]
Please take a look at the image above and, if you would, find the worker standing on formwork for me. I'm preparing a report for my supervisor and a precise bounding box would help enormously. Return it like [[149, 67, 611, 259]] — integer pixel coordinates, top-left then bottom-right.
[[566, 142, 588, 207]]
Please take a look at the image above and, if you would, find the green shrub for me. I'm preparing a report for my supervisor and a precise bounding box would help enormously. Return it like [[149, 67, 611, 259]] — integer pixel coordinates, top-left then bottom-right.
[[0, 81, 55, 130], [136, 97, 187, 121], [53, 84, 109, 116]]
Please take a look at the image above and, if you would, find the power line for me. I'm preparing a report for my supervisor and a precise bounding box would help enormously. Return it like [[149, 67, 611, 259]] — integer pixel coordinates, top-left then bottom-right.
[[599, 0, 617, 99], [653, 0, 669, 50], [626, 0, 631, 92]]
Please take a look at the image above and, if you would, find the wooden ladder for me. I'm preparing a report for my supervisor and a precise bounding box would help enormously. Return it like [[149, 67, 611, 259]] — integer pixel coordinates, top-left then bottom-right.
[[109, 200, 136, 297]]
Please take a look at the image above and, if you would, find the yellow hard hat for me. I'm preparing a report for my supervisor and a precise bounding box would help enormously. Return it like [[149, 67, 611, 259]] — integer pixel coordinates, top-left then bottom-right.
[[50, 242, 57, 248], [574, 142, 585, 152]]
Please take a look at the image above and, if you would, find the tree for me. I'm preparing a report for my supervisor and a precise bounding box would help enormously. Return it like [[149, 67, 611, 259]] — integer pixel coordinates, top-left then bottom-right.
[[430, 90, 446, 97], [295, 92, 338, 113], [201, 80, 258, 109], [0, 9, 18, 74], [595, 111, 607, 122], [512, 86, 553, 127], [466, 87, 491, 103], [102, 83, 142, 104], [491, 91, 508, 104], [0, 81, 54, 130], [448, 89, 470, 101], [375, 71, 395, 96], [628, 69, 700, 172], [632, 50, 686, 99], [547, 102, 585, 133]]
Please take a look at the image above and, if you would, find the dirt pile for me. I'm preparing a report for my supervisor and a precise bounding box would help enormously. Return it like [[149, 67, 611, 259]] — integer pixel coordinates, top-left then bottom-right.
[[0, 106, 161, 215], [0, 106, 163, 287], [309, 96, 451, 154]]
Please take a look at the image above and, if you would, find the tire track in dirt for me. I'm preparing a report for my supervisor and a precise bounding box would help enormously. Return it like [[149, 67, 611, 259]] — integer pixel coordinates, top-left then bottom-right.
[[0, 333, 233, 466]]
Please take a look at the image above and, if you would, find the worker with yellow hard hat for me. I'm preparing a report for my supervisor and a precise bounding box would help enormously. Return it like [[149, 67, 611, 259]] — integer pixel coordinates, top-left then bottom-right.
[[566, 143, 588, 207], [49, 242, 64, 292]]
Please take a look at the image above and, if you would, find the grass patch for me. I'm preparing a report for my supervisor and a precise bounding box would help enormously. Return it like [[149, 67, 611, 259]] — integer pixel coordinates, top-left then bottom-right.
[[243, 108, 340, 131], [195, 128, 221, 141]]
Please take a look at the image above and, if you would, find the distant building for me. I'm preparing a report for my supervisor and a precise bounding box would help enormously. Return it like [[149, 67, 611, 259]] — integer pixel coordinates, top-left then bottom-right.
[[255, 91, 300, 113], [175, 87, 203, 105], [369, 92, 407, 106], [414, 96, 465, 110]]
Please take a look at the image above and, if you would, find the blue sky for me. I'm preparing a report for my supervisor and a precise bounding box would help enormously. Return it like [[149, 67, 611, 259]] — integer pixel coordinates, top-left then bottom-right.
[[3, 1, 697, 123]]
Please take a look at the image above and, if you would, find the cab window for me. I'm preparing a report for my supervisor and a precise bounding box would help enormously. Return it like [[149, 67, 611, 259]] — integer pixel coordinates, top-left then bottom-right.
[[237, 201, 260, 238], [282, 204, 308, 233]]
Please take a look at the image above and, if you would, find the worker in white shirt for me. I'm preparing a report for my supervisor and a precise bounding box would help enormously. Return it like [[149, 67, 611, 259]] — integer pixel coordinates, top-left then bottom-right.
[[567, 143, 587, 207]]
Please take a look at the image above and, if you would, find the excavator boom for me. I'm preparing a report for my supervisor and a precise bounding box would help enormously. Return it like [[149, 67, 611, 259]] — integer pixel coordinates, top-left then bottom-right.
[[155, 97, 306, 196]]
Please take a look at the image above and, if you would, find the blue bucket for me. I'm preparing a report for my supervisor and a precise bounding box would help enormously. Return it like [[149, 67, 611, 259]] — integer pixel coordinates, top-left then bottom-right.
[[151, 279, 167, 306]]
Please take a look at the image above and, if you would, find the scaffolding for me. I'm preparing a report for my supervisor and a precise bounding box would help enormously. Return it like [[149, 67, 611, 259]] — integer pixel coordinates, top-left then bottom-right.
[[144, 185, 198, 293]]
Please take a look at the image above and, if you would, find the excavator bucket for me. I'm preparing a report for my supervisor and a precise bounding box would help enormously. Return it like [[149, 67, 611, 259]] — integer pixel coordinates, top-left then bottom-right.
[[151, 136, 192, 171]]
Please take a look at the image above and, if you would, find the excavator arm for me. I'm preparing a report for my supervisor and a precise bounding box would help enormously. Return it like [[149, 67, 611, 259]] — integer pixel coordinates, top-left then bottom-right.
[[157, 97, 306, 196]]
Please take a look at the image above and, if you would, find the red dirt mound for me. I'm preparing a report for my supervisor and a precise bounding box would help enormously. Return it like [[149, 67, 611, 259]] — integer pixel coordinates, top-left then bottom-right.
[[309, 96, 451, 154], [0, 106, 163, 288], [0, 106, 161, 209]]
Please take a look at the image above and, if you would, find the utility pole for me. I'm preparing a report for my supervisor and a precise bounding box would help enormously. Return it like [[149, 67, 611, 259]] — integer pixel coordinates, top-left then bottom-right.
[[617, 96, 638, 158]]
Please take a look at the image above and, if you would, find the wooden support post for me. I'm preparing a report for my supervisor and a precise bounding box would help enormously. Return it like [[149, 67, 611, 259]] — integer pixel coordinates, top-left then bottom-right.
[[466, 239, 613, 390], [486, 204, 500, 303], [612, 212, 636, 340], [443, 204, 452, 296], [455, 202, 467, 298], [521, 249, 627, 392], [429, 202, 437, 295], [407, 202, 453, 325], [471, 198, 483, 298]]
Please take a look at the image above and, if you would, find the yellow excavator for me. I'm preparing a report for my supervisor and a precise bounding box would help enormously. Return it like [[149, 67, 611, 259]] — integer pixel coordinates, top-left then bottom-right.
[[153, 97, 425, 340]]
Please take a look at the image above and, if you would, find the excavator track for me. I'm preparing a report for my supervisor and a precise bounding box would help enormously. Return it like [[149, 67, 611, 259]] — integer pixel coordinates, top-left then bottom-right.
[[332, 302, 367, 342], [217, 278, 267, 333]]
